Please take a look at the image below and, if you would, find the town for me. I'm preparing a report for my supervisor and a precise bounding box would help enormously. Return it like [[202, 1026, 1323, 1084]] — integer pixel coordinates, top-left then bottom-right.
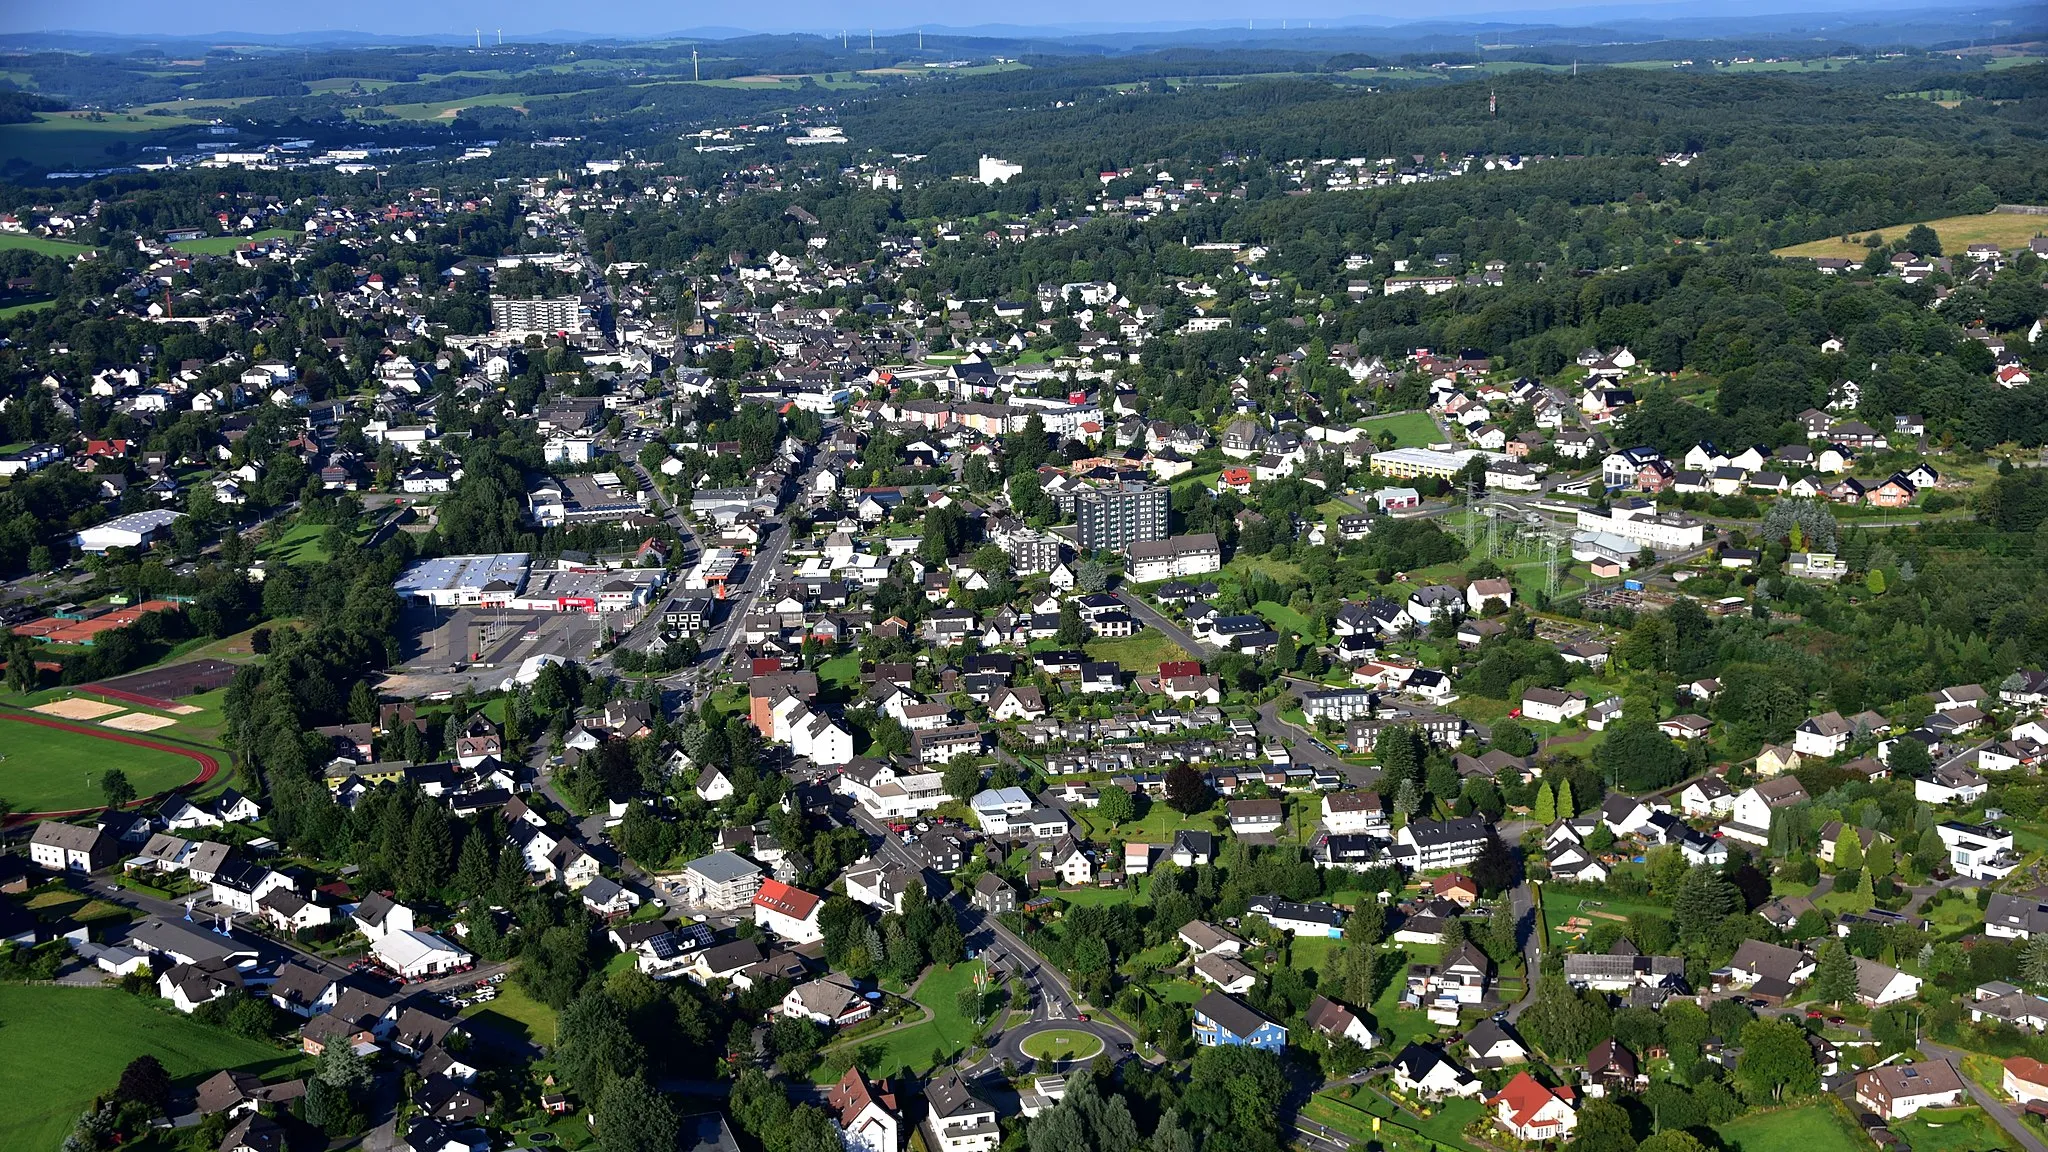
[[1, 14, 2048, 1152]]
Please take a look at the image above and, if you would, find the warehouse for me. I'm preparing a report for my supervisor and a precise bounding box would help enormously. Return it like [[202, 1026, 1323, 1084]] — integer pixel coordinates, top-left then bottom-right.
[[73, 509, 184, 554]]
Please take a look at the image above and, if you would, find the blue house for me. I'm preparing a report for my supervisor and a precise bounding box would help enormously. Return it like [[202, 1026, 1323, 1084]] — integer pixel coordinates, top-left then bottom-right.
[[1192, 991, 1287, 1050]]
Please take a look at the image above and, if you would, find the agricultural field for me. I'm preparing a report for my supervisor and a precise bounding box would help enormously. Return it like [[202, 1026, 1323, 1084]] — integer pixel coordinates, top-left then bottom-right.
[[0, 984, 300, 1152], [1774, 213, 2048, 260], [0, 112, 204, 170], [0, 232, 94, 257], [0, 712, 216, 811]]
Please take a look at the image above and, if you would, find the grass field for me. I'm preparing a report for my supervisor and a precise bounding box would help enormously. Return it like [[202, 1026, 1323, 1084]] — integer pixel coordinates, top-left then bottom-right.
[[1774, 213, 2048, 260], [1306, 1088, 1487, 1152], [0, 714, 212, 810], [1085, 632, 1192, 672], [1544, 892, 1669, 947], [0, 233, 94, 257], [1358, 411, 1444, 449], [169, 229, 299, 255], [0, 112, 203, 170], [1719, 1103, 1869, 1152], [460, 978, 558, 1047], [1072, 802, 1221, 844], [1, 984, 299, 1150], [1021, 1027, 1104, 1063], [0, 299, 56, 318]]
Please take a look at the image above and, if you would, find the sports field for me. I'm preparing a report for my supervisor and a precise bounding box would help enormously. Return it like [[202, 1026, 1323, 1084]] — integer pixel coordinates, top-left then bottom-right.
[[0, 712, 215, 812], [1774, 213, 2048, 260], [1, 984, 298, 1150]]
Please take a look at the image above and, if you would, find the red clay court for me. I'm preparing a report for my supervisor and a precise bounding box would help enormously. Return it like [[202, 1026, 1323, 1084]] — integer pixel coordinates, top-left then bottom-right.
[[84, 658, 240, 710]]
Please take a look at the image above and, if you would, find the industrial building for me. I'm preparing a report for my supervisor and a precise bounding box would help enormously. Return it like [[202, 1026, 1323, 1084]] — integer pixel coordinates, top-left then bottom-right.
[[73, 509, 185, 554]]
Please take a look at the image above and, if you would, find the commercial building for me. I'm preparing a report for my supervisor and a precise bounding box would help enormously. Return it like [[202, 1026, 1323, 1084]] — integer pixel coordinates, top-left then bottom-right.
[[74, 509, 184, 554], [1574, 501, 1706, 552], [1075, 481, 1170, 552], [1369, 447, 1502, 481], [680, 851, 764, 909], [393, 553, 532, 607], [977, 156, 1023, 185]]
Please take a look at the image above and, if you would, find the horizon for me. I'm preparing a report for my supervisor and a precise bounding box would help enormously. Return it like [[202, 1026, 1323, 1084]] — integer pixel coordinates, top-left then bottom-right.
[[0, 0, 1986, 40]]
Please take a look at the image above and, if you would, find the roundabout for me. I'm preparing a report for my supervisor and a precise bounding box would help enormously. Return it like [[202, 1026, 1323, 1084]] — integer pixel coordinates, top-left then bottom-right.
[[1020, 1027, 1104, 1063]]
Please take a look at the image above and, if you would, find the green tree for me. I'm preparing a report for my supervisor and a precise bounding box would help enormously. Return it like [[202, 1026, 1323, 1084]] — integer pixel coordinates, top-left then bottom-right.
[[596, 1074, 680, 1152], [556, 988, 646, 1105], [1834, 827, 1864, 873], [1639, 1133, 1709, 1152], [1556, 778, 1576, 816], [1673, 865, 1741, 944], [1056, 602, 1090, 647], [115, 1055, 172, 1117], [2024, 934, 2048, 988], [1533, 781, 1556, 825], [1570, 1098, 1638, 1152], [100, 769, 135, 810], [1735, 1019, 1818, 1102], [1813, 941, 1858, 1006], [1096, 786, 1136, 827], [943, 760, 983, 802]]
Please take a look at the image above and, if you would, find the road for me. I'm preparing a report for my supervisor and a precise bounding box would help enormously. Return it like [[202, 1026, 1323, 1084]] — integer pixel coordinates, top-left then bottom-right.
[[1506, 880, 1543, 1022], [1113, 590, 1206, 655], [1924, 1041, 2048, 1152]]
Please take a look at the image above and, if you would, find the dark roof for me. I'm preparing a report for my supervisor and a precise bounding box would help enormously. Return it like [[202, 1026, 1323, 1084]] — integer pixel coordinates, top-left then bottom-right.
[[1194, 990, 1280, 1039]]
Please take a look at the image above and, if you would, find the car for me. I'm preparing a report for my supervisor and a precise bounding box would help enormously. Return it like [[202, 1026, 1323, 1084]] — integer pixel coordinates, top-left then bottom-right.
[[1829, 1016, 1846, 1025], [1077, 1013, 1090, 1022], [1807, 1009, 1825, 1018]]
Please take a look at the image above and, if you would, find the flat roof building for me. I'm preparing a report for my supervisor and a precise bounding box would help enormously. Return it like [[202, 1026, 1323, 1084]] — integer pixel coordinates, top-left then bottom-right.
[[74, 509, 184, 554], [393, 553, 532, 607]]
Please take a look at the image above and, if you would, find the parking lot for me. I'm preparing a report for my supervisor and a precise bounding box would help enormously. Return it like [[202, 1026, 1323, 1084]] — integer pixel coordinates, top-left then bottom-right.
[[401, 602, 604, 670]]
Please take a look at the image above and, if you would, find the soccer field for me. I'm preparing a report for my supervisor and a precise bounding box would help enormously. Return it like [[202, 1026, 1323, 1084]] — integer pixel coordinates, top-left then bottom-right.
[[0, 714, 215, 812]]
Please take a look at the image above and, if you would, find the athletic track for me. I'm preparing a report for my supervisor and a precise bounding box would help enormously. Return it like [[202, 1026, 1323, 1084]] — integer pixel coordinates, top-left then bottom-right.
[[0, 711, 221, 825]]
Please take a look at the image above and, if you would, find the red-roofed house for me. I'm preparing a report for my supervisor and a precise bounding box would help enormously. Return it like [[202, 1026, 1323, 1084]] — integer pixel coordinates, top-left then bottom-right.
[[1488, 1072, 1577, 1141], [1218, 467, 1253, 493], [828, 1066, 901, 1152], [753, 879, 824, 944], [1431, 872, 1480, 907], [1159, 661, 1203, 680]]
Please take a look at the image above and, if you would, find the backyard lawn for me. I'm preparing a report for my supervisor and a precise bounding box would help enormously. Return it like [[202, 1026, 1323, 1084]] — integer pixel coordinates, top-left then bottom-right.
[[0, 714, 215, 811], [168, 228, 300, 255], [1085, 632, 1192, 673], [1, 984, 300, 1152], [460, 979, 559, 1048], [1072, 801, 1222, 845], [1542, 890, 1670, 947], [1718, 1103, 1869, 1152], [821, 960, 990, 1081], [1893, 1106, 2021, 1152]]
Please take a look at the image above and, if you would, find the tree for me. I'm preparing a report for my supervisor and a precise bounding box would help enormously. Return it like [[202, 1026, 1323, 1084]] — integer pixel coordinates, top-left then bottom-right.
[[943, 760, 983, 802], [1097, 786, 1136, 827], [101, 769, 135, 810], [1672, 865, 1741, 944], [1492, 720, 1537, 757], [1639, 1133, 1709, 1152], [1814, 941, 1858, 1006], [115, 1055, 172, 1116], [1056, 602, 1090, 647], [1165, 765, 1210, 814], [1520, 974, 1611, 1061], [1570, 1098, 1637, 1152], [1533, 781, 1556, 825], [1470, 837, 1518, 897], [556, 988, 646, 1105], [1556, 778, 1576, 817], [1735, 1018, 1818, 1102], [2023, 934, 2048, 989], [596, 1074, 680, 1152], [1833, 827, 1864, 873]]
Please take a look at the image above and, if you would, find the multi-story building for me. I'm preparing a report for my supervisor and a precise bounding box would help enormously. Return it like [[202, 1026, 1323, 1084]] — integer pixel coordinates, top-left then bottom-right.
[[490, 296, 586, 336], [1123, 533, 1222, 581], [1075, 481, 1169, 552]]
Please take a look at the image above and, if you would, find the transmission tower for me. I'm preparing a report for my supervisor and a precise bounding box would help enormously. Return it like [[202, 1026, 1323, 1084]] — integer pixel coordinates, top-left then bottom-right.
[[1545, 533, 1562, 596]]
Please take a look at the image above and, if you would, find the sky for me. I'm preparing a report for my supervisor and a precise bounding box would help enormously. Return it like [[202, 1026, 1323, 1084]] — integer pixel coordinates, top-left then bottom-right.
[[0, 0, 1956, 38]]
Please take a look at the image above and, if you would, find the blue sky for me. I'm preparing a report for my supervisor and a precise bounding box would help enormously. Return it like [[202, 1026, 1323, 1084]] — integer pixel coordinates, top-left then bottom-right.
[[0, 0, 1942, 38]]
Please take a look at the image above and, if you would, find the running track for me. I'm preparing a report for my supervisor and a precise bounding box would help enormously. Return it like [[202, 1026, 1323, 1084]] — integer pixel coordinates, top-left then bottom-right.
[[0, 711, 221, 825]]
